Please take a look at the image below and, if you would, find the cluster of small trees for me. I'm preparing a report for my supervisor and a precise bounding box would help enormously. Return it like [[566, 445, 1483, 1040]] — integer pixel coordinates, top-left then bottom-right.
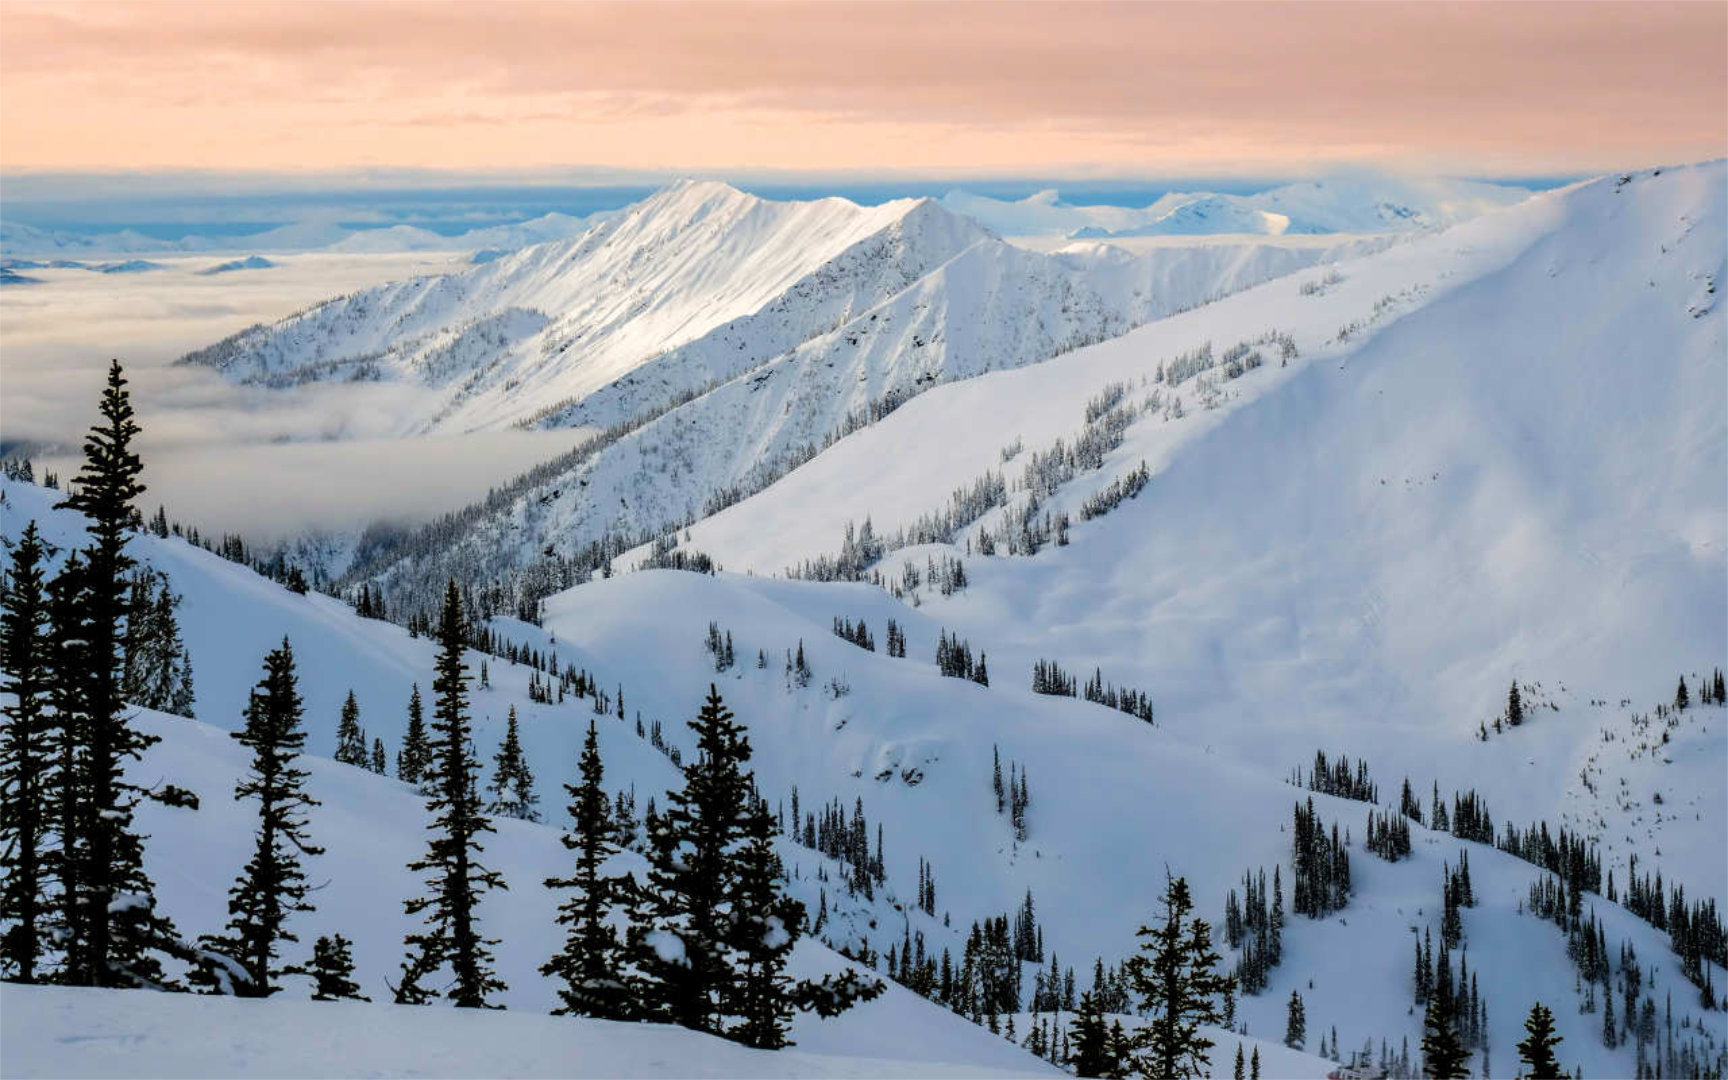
[[782, 788, 886, 901], [1222, 866, 1283, 994], [1413, 923, 1489, 1077], [831, 616, 874, 651], [935, 630, 987, 684], [883, 618, 907, 658], [1078, 461, 1150, 523], [1032, 658, 1078, 696], [703, 620, 736, 670], [1365, 807, 1413, 861], [1290, 798, 1350, 918], [1440, 852, 1476, 948], [1295, 749, 1378, 803], [991, 746, 1031, 842], [1081, 667, 1155, 724]]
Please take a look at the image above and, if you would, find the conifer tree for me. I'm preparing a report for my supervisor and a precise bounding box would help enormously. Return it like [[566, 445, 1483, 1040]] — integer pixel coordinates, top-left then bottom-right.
[[371, 737, 388, 775], [1674, 676, 1689, 711], [397, 683, 430, 787], [1422, 997, 1470, 1077], [1251, 1045, 1261, 1080], [1069, 991, 1126, 1078], [633, 684, 877, 1043], [635, 684, 754, 1031], [53, 359, 183, 988], [395, 580, 506, 1008], [334, 691, 367, 766], [303, 934, 368, 1001], [727, 791, 805, 1048], [487, 708, 539, 822], [1517, 1001, 1563, 1079], [1286, 989, 1307, 1049], [1126, 874, 1232, 1078], [542, 718, 634, 1019], [0, 521, 54, 982], [1234, 1042, 1245, 1080], [204, 639, 322, 996], [1507, 681, 1524, 727]]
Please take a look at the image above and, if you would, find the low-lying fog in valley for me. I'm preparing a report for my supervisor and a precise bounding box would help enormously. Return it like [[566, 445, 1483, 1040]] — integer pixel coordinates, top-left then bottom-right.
[[2, 252, 590, 538]]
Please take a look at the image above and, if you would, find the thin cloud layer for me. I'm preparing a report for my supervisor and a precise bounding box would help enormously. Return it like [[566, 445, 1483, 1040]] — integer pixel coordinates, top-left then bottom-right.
[[2, 2, 1722, 175]]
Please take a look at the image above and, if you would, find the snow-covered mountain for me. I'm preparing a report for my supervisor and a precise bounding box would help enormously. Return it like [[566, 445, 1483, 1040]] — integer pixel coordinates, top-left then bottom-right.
[[670, 162, 1726, 901], [181, 181, 1371, 587], [941, 175, 1532, 239], [2, 163, 1723, 1078]]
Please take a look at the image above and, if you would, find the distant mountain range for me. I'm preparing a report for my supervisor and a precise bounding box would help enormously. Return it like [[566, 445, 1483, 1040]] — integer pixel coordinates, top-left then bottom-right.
[[940, 175, 1533, 238], [0, 210, 613, 257], [0, 174, 1533, 257]]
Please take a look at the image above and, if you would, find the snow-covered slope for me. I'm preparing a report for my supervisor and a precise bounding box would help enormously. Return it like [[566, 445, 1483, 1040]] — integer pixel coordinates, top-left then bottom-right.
[[942, 176, 1531, 240], [4, 471, 1723, 1079], [666, 162, 1726, 894], [1, 984, 1051, 1078]]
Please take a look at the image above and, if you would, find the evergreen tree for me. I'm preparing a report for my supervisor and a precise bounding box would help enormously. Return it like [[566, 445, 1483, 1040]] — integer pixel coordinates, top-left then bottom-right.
[[1507, 681, 1524, 727], [726, 790, 805, 1049], [1251, 1046, 1261, 1080], [371, 737, 388, 775], [633, 684, 877, 1043], [1674, 676, 1690, 711], [635, 684, 755, 1031], [1517, 1002, 1563, 1079], [396, 683, 430, 787], [1126, 874, 1232, 1078], [542, 718, 634, 1019], [202, 639, 322, 996], [1286, 989, 1307, 1050], [53, 359, 182, 988], [1422, 997, 1470, 1078], [302, 934, 368, 1001], [395, 580, 506, 1008], [486, 707, 539, 822], [334, 691, 367, 766], [0, 521, 54, 982], [1234, 1042, 1245, 1080], [1069, 991, 1127, 1078]]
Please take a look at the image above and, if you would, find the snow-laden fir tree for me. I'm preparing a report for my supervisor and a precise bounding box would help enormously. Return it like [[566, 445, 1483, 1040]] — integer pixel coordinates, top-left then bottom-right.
[[542, 717, 635, 1019], [370, 737, 388, 775], [334, 690, 367, 767], [195, 638, 322, 996], [396, 683, 430, 788], [487, 707, 539, 822], [0, 521, 54, 982], [1126, 874, 1233, 1078], [395, 580, 507, 1008], [53, 359, 185, 988]]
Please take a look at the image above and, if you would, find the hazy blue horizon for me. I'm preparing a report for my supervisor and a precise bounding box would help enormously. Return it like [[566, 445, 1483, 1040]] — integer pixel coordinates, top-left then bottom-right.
[[1, 169, 1587, 240]]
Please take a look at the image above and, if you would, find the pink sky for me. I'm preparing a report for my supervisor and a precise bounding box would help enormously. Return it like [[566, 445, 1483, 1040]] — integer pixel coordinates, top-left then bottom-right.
[[2, 1, 1723, 176]]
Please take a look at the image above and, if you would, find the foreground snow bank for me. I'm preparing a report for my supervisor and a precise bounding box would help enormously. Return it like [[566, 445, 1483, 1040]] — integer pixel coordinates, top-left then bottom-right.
[[0, 984, 1058, 1079]]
